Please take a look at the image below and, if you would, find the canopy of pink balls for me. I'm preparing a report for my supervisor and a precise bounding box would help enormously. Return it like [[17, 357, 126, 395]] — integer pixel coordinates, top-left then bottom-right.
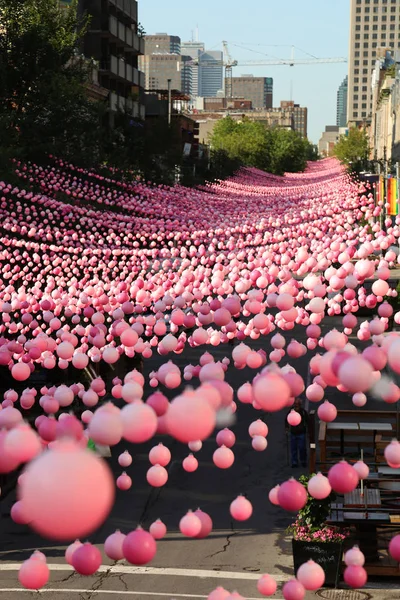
[[1, 156, 400, 596]]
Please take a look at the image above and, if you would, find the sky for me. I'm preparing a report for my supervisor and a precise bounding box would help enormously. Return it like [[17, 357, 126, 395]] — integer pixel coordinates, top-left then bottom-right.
[[138, 0, 350, 144]]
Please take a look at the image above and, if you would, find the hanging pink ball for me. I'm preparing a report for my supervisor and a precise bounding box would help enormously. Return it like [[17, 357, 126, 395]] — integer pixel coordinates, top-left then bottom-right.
[[338, 356, 373, 393], [150, 519, 167, 540], [252, 435, 268, 451], [207, 587, 230, 600], [278, 479, 307, 511], [188, 440, 202, 452], [19, 442, 115, 540], [216, 428, 236, 448], [307, 473, 332, 500], [384, 440, 400, 468], [18, 557, 49, 589], [252, 373, 291, 412], [343, 565, 367, 588], [230, 495, 253, 521], [121, 402, 158, 443], [123, 528, 157, 565], [11, 362, 31, 382], [248, 419, 268, 438], [328, 461, 359, 493], [257, 573, 277, 596], [179, 510, 202, 537], [353, 461, 369, 480], [306, 383, 324, 403], [389, 534, 400, 561], [65, 540, 83, 565], [166, 392, 216, 443], [183, 454, 198, 472], [345, 546, 365, 567], [149, 443, 171, 467], [118, 451, 132, 467], [282, 579, 305, 600], [193, 508, 213, 538], [11, 500, 31, 525], [296, 560, 325, 590], [268, 485, 280, 505], [352, 392, 367, 407], [147, 464, 168, 487], [117, 472, 132, 490], [104, 530, 126, 560], [4, 424, 41, 463], [317, 401, 337, 423], [71, 542, 102, 575], [213, 445, 235, 469], [88, 405, 123, 446], [287, 410, 301, 426]]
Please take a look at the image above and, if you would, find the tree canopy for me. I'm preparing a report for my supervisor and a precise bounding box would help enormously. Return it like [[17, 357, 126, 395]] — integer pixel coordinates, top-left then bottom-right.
[[333, 127, 370, 171], [209, 116, 317, 176]]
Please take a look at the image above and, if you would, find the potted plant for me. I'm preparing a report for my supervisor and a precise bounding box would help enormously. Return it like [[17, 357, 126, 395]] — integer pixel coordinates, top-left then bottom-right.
[[287, 474, 349, 587]]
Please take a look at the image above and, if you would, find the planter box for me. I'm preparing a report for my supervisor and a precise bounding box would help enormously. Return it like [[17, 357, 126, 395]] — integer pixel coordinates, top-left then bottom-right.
[[292, 539, 342, 587]]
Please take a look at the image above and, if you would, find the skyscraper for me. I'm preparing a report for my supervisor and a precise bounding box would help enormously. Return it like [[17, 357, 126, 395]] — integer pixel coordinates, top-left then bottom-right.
[[336, 76, 348, 128], [181, 41, 205, 98], [347, 0, 400, 126], [230, 76, 273, 109], [199, 51, 223, 98], [139, 33, 182, 91], [144, 34, 181, 55]]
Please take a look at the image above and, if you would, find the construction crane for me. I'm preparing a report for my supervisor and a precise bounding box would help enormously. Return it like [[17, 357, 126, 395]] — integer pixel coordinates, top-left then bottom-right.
[[188, 41, 347, 99]]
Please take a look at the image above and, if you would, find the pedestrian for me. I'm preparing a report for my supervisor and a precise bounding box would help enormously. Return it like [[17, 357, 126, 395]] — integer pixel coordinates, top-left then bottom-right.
[[285, 398, 308, 468]]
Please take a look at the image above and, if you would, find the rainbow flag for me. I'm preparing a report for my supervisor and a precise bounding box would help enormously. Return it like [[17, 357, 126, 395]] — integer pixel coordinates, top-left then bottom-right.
[[388, 177, 399, 216]]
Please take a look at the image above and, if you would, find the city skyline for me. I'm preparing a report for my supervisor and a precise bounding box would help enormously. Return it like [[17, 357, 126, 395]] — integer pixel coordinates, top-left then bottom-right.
[[138, 0, 350, 143]]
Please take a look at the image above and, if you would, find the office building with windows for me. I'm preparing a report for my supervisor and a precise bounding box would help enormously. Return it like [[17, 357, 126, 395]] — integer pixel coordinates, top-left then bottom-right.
[[143, 34, 181, 56], [348, 0, 400, 126], [181, 41, 205, 98], [280, 101, 308, 138], [199, 51, 224, 97], [230, 76, 273, 109], [337, 76, 348, 127]]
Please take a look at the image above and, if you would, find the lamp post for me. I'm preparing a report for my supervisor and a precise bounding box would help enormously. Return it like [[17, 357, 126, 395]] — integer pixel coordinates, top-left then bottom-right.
[[167, 79, 172, 126]]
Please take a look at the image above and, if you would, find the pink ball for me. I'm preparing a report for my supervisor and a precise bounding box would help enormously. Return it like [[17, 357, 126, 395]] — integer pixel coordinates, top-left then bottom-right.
[[11, 500, 31, 525], [18, 558, 49, 589], [19, 441, 114, 540], [306, 383, 324, 403], [282, 579, 305, 600], [183, 454, 198, 472], [121, 403, 157, 443], [123, 528, 157, 565], [268, 485, 280, 505], [297, 560, 325, 590], [216, 428, 236, 448], [230, 495, 253, 521], [65, 540, 82, 565], [104, 530, 126, 560], [352, 392, 367, 407], [147, 464, 168, 487], [213, 445, 235, 469], [307, 473, 332, 500], [248, 419, 268, 438], [345, 546, 365, 566], [149, 443, 171, 466], [166, 392, 216, 443], [11, 362, 31, 382], [118, 451, 132, 468], [353, 461, 369, 480], [338, 356, 373, 393], [150, 519, 167, 540], [71, 542, 102, 575], [179, 511, 202, 537], [384, 440, 400, 468], [328, 461, 359, 493], [317, 401, 337, 422], [343, 565, 367, 588], [116, 472, 132, 490], [4, 424, 41, 463], [252, 373, 291, 412], [257, 574, 277, 596], [193, 508, 213, 538], [252, 435, 268, 451], [207, 587, 230, 600], [389, 534, 400, 561], [88, 405, 123, 446], [287, 410, 301, 426], [188, 440, 202, 452], [278, 479, 307, 511]]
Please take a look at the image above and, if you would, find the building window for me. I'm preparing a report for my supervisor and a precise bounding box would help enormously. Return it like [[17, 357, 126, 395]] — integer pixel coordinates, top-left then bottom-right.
[[354, 86, 359, 92], [362, 95, 367, 100], [355, 60, 360, 65], [362, 112, 367, 118], [355, 51, 360, 57], [356, 16, 361, 22], [356, 34, 360, 39], [362, 76, 367, 82], [353, 103, 358, 109]]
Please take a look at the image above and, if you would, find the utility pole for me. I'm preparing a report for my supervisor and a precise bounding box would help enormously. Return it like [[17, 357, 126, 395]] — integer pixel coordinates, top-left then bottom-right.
[[167, 79, 172, 126]]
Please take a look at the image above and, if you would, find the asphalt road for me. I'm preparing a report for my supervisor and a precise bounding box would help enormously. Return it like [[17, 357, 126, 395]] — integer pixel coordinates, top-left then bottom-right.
[[0, 318, 399, 599]]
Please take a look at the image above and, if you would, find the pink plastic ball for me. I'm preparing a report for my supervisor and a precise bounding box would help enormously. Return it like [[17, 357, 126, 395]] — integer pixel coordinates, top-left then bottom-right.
[[389, 534, 400, 561], [268, 485, 280, 505], [123, 528, 157, 565], [216, 428, 236, 448], [353, 461, 369, 480], [343, 565, 367, 588], [147, 464, 168, 487], [317, 401, 337, 423], [183, 454, 198, 472], [121, 403, 158, 443], [118, 451, 132, 468], [166, 392, 216, 443], [150, 519, 167, 540], [252, 435, 268, 451], [328, 461, 359, 494], [384, 440, 400, 468], [213, 445, 235, 469], [282, 579, 305, 600], [307, 473, 332, 500], [179, 511, 202, 537], [345, 546, 365, 566], [257, 573, 277, 596], [71, 542, 102, 575], [278, 479, 307, 511], [230, 495, 253, 521], [287, 410, 301, 426], [193, 508, 213, 538], [149, 443, 171, 467], [104, 530, 126, 560], [248, 419, 268, 437], [296, 560, 325, 590], [116, 472, 132, 490], [18, 558, 49, 589], [252, 373, 291, 412], [65, 540, 82, 565]]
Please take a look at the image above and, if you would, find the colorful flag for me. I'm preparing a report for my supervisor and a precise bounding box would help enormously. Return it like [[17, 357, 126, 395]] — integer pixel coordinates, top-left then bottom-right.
[[389, 177, 399, 216]]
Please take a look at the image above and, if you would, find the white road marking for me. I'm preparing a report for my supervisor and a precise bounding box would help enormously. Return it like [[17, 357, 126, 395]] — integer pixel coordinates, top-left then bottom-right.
[[0, 563, 290, 582], [0, 590, 281, 599]]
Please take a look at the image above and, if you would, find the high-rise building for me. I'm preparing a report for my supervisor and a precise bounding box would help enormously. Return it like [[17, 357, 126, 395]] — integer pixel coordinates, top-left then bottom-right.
[[78, 0, 145, 121], [143, 34, 181, 56], [230, 76, 273, 109], [336, 76, 348, 128], [199, 51, 223, 97], [280, 101, 308, 138], [139, 54, 182, 91], [348, 0, 400, 126], [181, 41, 205, 98]]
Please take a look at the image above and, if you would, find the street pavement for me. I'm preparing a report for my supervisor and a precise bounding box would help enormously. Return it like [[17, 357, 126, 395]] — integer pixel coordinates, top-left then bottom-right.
[[0, 319, 399, 599]]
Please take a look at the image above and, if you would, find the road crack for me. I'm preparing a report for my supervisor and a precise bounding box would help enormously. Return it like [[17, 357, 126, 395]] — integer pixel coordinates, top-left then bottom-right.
[[205, 526, 238, 559]]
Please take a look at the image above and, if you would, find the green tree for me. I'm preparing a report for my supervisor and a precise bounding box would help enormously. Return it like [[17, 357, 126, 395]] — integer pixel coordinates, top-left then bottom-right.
[[269, 128, 308, 176], [333, 127, 370, 171]]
